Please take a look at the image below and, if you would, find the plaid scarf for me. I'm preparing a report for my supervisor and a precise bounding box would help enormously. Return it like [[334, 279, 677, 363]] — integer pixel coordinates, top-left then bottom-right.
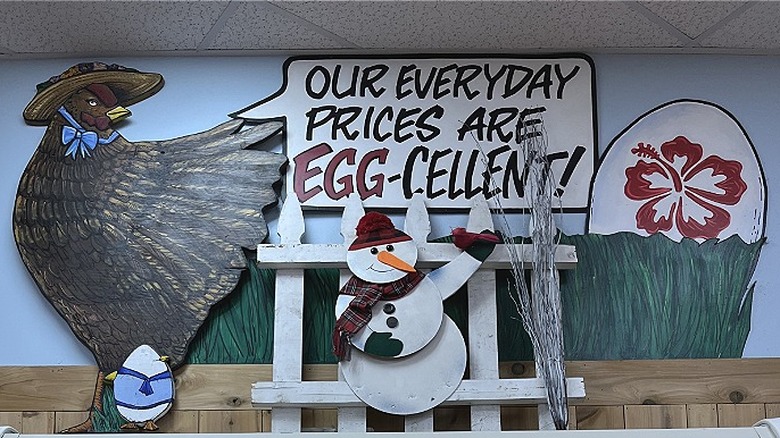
[[332, 271, 424, 360]]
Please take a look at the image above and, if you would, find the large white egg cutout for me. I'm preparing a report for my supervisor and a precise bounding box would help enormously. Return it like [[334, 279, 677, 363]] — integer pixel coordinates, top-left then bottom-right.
[[589, 100, 766, 243]]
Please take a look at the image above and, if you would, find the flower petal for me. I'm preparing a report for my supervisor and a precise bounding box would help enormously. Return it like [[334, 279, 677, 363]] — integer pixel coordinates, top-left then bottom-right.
[[661, 136, 703, 177], [635, 195, 675, 234], [624, 161, 672, 201], [684, 155, 747, 206], [675, 190, 731, 239]]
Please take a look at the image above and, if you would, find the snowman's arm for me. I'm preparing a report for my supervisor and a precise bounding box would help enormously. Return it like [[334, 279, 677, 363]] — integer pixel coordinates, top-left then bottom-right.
[[428, 252, 484, 300]]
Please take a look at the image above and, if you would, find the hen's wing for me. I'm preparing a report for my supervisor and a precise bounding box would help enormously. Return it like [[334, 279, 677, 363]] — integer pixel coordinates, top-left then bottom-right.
[[14, 120, 285, 371]]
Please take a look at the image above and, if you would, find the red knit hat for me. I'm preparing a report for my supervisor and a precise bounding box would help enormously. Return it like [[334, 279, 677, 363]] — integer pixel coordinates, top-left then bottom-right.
[[349, 212, 412, 250]]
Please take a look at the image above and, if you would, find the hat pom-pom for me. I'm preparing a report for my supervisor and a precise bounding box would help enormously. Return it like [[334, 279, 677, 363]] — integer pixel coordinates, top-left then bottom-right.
[[356, 211, 395, 236]]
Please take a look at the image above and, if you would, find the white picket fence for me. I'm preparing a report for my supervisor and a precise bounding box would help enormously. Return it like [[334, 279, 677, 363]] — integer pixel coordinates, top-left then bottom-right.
[[253, 194, 584, 433]]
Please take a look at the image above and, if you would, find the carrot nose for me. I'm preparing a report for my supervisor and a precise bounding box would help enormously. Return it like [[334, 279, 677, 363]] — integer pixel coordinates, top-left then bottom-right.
[[377, 251, 416, 273]]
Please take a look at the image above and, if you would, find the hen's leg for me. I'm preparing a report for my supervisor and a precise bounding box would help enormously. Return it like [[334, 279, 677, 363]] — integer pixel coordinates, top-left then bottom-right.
[[60, 371, 105, 433]]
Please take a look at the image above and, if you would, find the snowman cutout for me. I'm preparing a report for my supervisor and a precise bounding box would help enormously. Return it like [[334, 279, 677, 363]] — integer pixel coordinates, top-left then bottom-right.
[[334, 212, 498, 415]]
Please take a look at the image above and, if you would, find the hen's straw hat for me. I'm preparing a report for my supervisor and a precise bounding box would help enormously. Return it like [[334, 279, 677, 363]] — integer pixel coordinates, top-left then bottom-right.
[[23, 62, 164, 124]]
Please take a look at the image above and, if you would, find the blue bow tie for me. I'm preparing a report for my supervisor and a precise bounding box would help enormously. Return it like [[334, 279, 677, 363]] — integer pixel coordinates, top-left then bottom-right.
[[62, 125, 99, 158], [57, 106, 119, 159]]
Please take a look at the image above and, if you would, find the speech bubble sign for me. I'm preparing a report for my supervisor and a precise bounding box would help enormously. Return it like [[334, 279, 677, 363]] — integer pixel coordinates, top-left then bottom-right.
[[234, 55, 596, 211]]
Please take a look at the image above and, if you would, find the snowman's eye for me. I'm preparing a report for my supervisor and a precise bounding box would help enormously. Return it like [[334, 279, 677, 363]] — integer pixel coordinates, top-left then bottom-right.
[[370, 247, 379, 255], [386, 244, 394, 252]]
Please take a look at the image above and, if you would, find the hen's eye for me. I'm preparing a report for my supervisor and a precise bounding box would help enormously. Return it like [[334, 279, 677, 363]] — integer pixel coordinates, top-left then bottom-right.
[[87, 99, 98, 107], [386, 244, 394, 252], [370, 247, 378, 255]]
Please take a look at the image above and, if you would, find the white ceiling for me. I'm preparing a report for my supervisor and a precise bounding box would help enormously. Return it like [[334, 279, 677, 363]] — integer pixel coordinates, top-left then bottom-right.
[[1, 1, 779, 58]]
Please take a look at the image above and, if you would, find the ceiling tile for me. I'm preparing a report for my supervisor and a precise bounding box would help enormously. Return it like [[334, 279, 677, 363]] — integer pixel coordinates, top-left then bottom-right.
[[208, 2, 349, 50], [0, 0, 777, 57], [273, 1, 683, 50], [640, 1, 746, 40], [697, 2, 780, 49], [0, 1, 228, 54]]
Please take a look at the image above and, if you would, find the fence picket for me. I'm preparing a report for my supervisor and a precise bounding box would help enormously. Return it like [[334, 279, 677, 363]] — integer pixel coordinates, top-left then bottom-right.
[[269, 197, 305, 432], [337, 197, 368, 432], [466, 196, 502, 431]]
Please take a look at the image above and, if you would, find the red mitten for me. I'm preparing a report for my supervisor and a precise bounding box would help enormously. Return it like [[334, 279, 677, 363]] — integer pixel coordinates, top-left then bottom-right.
[[451, 228, 501, 250]]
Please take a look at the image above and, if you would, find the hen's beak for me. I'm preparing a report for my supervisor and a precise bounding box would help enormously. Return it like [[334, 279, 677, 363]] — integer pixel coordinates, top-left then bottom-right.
[[106, 106, 131, 123], [377, 251, 416, 273]]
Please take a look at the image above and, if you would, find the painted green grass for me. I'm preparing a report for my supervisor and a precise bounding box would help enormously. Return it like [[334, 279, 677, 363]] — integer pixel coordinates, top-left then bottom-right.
[[303, 268, 339, 363], [495, 233, 762, 361], [93, 385, 124, 432], [186, 256, 276, 364], [558, 232, 762, 360]]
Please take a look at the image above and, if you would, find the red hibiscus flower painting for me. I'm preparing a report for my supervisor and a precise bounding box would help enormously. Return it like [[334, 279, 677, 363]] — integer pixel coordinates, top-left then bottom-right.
[[624, 135, 747, 240]]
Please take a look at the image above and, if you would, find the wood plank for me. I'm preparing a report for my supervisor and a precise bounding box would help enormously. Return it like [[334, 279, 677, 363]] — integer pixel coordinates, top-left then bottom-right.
[[501, 406, 538, 430], [156, 410, 199, 433], [434, 406, 470, 431], [269, 408, 301, 433], [335, 269, 367, 432], [498, 406, 577, 430], [303, 364, 338, 381], [270, 197, 306, 433], [765, 403, 780, 419], [251, 378, 585, 407], [468, 267, 501, 431], [21, 412, 54, 434], [0, 367, 96, 411], [365, 408, 403, 432], [687, 404, 718, 428], [172, 364, 271, 410], [260, 410, 271, 432], [278, 194, 305, 245], [336, 407, 366, 433], [717, 403, 766, 427], [301, 408, 337, 432], [197, 410, 263, 433], [576, 406, 625, 430], [269, 268, 305, 433], [257, 243, 578, 270], [0, 413, 22, 431], [54, 411, 89, 433], [565, 359, 780, 405], [403, 193, 431, 243], [8, 359, 780, 412], [624, 405, 687, 429], [271, 271, 305, 384], [568, 406, 578, 430], [404, 411, 434, 431]]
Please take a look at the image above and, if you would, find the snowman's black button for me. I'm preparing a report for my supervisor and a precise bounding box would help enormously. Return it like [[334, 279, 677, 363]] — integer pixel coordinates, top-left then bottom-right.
[[386, 317, 399, 328], [383, 303, 396, 314]]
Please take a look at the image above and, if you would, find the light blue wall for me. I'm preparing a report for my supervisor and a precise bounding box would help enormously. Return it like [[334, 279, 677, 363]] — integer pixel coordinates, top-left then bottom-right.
[[1, 54, 777, 365]]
